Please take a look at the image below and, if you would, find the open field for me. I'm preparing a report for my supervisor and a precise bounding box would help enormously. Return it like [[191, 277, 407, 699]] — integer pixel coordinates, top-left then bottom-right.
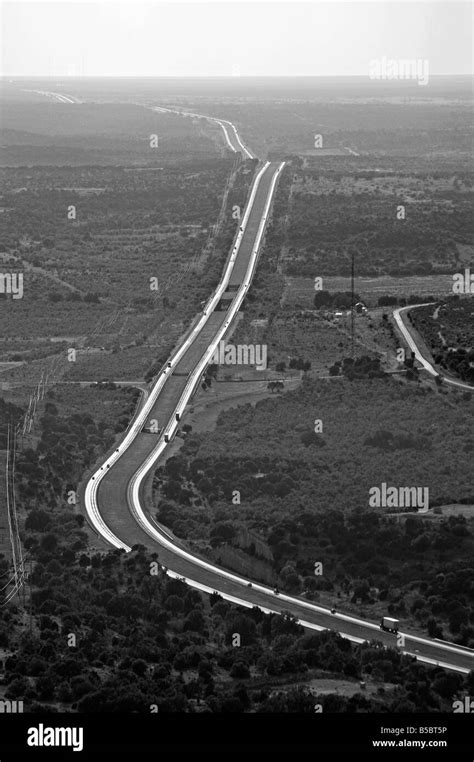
[[283, 275, 458, 307], [0, 154, 253, 386], [0, 102, 223, 166], [277, 166, 472, 278]]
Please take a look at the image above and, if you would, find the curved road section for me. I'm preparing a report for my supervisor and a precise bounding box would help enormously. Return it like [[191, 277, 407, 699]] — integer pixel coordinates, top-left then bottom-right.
[[22, 89, 80, 104], [152, 105, 255, 159], [85, 158, 282, 545], [394, 305, 474, 393], [84, 116, 473, 675]]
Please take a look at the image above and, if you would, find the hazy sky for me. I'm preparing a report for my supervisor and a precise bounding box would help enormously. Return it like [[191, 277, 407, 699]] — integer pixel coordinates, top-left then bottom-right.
[[1, 1, 472, 77]]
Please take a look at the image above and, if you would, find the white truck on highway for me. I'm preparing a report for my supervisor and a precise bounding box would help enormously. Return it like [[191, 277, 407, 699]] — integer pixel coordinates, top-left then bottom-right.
[[380, 616, 399, 633]]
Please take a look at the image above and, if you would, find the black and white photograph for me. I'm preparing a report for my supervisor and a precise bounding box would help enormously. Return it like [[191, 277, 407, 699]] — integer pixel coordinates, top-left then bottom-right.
[[0, 0, 473, 756]]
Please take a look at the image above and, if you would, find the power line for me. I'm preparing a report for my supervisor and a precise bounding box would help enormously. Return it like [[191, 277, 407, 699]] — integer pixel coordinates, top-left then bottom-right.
[[351, 250, 355, 359], [11, 426, 24, 606], [1, 425, 26, 606], [5, 425, 17, 585]]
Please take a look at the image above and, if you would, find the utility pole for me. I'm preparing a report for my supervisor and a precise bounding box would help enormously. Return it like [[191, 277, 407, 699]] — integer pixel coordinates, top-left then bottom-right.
[[29, 560, 33, 635], [351, 250, 355, 358]]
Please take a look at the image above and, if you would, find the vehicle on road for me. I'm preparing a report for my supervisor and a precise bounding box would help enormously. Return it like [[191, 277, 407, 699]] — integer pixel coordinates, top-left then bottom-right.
[[380, 616, 399, 633]]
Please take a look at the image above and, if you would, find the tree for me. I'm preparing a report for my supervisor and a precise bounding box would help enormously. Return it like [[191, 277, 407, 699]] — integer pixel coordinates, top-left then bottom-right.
[[40, 533, 58, 552], [5, 676, 29, 699], [55, 656, 84, 679], [183, 608, 206, 633], [220, 696, 244, 712], [230, 661, 250, 679], [36, 674, 55, 700], [25, 510, 52, 533], [378, 295, 398, 306], [300, 431, 325, 448], [225, 614, 257, 646], [132, 659, 148, 677], [210, 522, 237, 545], [427, 617, 443, 639], [314, 290, 333, 308]]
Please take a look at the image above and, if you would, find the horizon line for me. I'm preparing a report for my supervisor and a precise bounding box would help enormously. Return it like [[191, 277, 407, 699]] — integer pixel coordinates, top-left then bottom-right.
[[2, 73, 473, 80]]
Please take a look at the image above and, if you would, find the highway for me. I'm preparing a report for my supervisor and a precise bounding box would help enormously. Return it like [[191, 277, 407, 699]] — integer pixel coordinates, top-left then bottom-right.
[[22, 89, 80, 104], [151, 105, 255, 159], [85, 158, 283, 542], [394, 305, 474, 393], [83, 110, 473, 676]]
